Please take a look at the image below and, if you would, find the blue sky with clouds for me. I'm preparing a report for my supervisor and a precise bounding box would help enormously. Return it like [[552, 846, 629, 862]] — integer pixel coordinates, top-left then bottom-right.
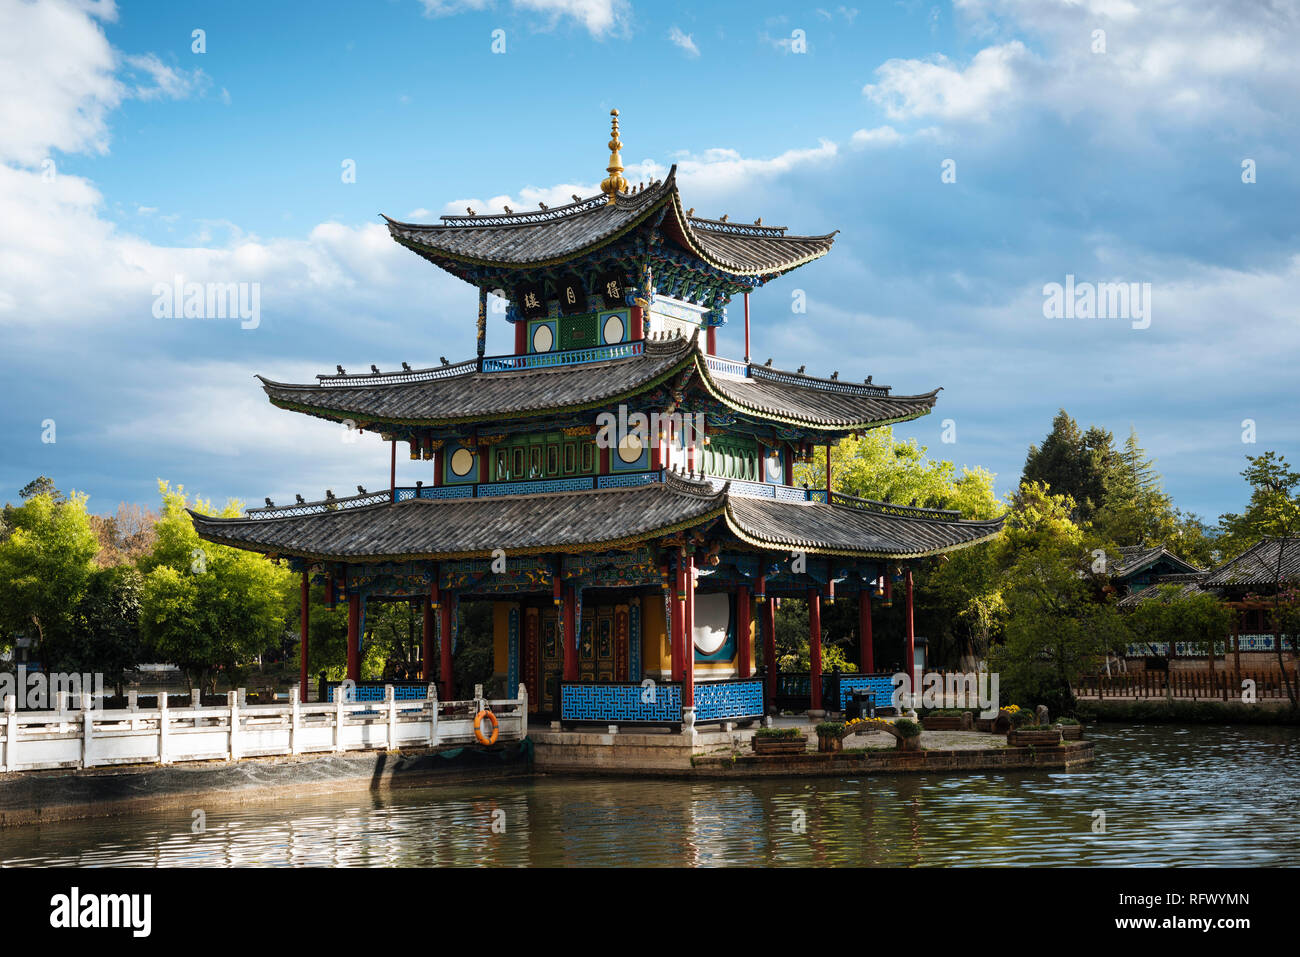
[[2, 0, 1297, 525]]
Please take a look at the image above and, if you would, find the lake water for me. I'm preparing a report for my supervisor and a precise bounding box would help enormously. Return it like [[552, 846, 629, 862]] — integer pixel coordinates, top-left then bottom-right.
[[2, 724, 1296, 867]]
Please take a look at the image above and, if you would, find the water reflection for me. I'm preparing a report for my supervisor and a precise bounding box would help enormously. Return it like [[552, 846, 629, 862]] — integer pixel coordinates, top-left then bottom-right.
[[2, 724, 1296, 867]]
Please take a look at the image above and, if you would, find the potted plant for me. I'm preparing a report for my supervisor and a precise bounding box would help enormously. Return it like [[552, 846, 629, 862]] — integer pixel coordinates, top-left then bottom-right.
[[1007, 723, 1064, 747], [752, 726, 808, 755], [815, 721, 845, 752], [892, 717, 923, 751], [1055, 717, 1083, 740], [920, 708, 968, 731]]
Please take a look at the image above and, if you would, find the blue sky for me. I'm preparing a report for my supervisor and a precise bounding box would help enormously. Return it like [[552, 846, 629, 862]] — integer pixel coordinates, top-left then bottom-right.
[[2, 0, 1297, 526]]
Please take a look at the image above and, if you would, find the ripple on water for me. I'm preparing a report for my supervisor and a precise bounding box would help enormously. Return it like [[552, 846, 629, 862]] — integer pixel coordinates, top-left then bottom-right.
[[1, 724, 1296, 867]]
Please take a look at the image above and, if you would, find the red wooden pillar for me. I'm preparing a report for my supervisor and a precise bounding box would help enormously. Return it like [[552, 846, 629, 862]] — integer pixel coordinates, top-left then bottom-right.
[[825, 442, 832, 496], [346, 594, 360, 682], [299, 570, 310, 702], [742, 292, 750, 362], [390, 439, 397, 501], [683, 552, 695, 709], [670, 563, 684, 682], [808, 588, 822, 712], [904, 567, 916, 694], [514, 320, 527, 355], [706, 325, 717, 355], [630, 305, 643, 342], [563, 584, 577, 681], [762, 591, 777, 709], [737, 585, 752, 678], [859, 588, 874, 673], [439, 600, 454, 700]]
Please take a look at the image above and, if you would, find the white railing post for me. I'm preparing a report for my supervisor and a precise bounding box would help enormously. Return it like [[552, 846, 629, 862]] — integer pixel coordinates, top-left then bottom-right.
[[2, 695, 15, 772], [427, 683, 438, 747], [290, 684, 301, 755], [334, 686, 345, 752], [228, 690, 241, 762], [385, 684, 396, 750], [518, 683, 529, 742], [128, 690, 138, 712], [55, 691, 68, 723], [82, 707, 94, 769], [159, 692, 171, 765]]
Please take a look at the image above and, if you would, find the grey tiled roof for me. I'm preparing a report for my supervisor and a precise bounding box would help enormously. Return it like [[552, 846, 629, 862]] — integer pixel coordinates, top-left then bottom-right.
[[701, 364, 938, 429], [725, 495, 1004, 558], [192, 474, 1003, 563], [1112, 544, 1202, 578], [259, 336, 697, 427], [190, 472, 728, 561], [383, 166, 835, 278], [258, 336, 938, 432], [1203, 537, 1300, 587], [1117, 573, 1212, 609]]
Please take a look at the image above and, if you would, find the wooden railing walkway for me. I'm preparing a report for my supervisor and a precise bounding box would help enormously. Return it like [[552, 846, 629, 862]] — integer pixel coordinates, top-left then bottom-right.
[[1074, 671, 1296, 701]]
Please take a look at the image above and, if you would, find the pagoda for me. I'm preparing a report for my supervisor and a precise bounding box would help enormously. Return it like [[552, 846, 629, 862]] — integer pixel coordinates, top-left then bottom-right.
[[192, 111, 1003, 727]]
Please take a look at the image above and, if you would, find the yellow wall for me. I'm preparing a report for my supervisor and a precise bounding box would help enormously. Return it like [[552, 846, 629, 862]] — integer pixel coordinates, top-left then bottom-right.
[[641, 592, 672, 677], [492, 601, 513, 680]]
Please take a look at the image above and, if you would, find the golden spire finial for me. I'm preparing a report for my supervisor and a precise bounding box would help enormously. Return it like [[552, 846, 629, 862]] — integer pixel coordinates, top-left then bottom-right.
[[600, 108, 628, 205]]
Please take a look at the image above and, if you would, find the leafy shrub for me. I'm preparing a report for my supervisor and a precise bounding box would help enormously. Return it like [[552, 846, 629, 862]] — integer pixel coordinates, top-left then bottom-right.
[[1009, 709, 1037, 728], [815, 721, 845, 738], [894, 718, 921, 738], [754, 726, 804, 739]]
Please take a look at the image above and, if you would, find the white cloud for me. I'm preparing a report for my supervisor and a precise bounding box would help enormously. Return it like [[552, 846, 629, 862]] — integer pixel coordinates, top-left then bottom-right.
[[864, 42, 1032, 122], [0, 0, 121, 165], [850, 126, 903, 148], [873, 0, 1300, 133], [419, 0, 631, 38], [121, 52, 208, 101], [669, 26, 700, 57]]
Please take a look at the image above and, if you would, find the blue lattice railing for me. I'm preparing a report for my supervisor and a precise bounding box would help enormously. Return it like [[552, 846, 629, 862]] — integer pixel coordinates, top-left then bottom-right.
[[559, 679, 764, 726], [560, 682, 682, 724], [693, 678, 764, 722], [482, 342, 643, 372]]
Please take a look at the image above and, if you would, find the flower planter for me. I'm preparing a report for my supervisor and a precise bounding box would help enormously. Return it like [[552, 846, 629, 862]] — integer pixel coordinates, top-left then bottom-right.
[[817, 735, 843, 753], [921, 716, 964, 730], [753, 735, 808, 755], [1058, 724, 1083, 741], [1007, 729, 1063, 747]]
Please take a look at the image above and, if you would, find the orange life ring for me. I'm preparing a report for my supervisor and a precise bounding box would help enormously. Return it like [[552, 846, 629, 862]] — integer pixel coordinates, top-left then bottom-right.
[[474, 708, 499, 745]]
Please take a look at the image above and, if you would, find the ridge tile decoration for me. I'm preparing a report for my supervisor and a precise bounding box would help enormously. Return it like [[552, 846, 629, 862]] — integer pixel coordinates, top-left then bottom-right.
[[189, 110, 1004, 723]]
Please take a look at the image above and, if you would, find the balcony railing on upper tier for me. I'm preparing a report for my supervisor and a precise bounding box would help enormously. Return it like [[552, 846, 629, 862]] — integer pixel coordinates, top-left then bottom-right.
[[311, 344, 895, 398], [244, 470, 835, 519]]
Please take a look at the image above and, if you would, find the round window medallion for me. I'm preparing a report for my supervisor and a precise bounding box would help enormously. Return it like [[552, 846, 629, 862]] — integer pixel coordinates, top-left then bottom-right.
[[617, 432, 643, 464], [602, 314, 624, 344], [450, 447, 475, 476], [532, 323, 553, 353], [693, 593, 730, 654]]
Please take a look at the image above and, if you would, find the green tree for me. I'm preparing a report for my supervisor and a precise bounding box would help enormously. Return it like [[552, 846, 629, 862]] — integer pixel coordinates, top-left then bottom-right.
[[1021, 410, 1117, 522], [799, 427, 1003, 519], [46, 565, 145, 695], [0, 490, 100, 666], [988, 483, 1127, 714], [1127, 586, 1232, 658], [139, 481, 294, 693]]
